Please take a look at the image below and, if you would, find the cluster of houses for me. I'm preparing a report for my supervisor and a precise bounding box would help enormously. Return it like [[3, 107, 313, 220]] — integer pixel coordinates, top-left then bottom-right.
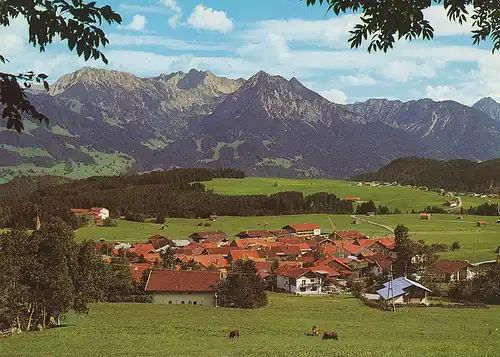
[[94, 222, 493, 308]]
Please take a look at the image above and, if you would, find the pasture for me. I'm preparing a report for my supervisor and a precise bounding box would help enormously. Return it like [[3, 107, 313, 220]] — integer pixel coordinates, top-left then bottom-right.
[[72, 214, 500, 263], [2, 294, 500, 357], [203, 177, 493, 212]]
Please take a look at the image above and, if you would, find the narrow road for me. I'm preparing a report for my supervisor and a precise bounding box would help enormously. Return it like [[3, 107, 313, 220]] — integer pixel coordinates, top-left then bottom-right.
[[351, 215, 394, 233]]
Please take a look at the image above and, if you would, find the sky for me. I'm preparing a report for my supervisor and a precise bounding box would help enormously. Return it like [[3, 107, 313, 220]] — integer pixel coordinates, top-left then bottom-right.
[[1, 0, 500, 105]]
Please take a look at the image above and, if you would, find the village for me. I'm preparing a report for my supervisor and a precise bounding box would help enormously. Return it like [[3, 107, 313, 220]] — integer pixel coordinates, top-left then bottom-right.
[[80, 206, 497, 309]]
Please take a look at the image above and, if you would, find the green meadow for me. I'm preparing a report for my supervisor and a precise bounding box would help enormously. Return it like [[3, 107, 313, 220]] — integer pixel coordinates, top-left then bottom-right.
[[72, 214, 500, 263], [2, 294, 499, 357], [203, 177, 494, 212]]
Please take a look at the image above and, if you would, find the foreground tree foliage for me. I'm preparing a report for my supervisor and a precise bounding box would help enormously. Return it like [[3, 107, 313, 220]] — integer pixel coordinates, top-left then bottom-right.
[[449, 263, 500, 304], [0, 218, 147, 332], [0, 1, 121, 132], [306, 0, 500, 53], [215, 260, 268, 309]]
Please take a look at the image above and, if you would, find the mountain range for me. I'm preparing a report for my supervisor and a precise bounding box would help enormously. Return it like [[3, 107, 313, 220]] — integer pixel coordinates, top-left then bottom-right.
[[1, 67, 500, 181]]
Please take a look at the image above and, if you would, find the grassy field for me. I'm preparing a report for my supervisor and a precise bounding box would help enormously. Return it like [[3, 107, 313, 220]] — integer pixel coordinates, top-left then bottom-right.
[[203, 177, 494, 212], [74, 215, 390, 243], [2, 294, 500, 357], [72, 214, 500, 263]]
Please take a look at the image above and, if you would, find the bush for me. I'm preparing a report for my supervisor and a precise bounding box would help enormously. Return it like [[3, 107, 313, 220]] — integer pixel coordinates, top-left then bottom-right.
[[155, 214, 166, 224], [102, 218, 117, 227], [452, 241, 461, 251], [203, 222, 211, 227]]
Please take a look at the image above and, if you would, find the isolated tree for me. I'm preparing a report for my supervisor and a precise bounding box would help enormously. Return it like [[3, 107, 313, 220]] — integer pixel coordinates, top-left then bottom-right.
[[0, 1, 121, 132], [452, 241, 461, 251], [305, 0, 500, 53], [393, 224, 414, 276], [215, 259, 268, 309]]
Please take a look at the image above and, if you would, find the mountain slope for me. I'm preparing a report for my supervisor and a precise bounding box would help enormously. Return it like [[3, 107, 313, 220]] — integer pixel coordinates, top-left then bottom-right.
[[345, 98, 500, 159], [353, 156, 500, 192], [473, 97, 500, 122], [146, 71, 432, 178], [1, 67, 500, 181]]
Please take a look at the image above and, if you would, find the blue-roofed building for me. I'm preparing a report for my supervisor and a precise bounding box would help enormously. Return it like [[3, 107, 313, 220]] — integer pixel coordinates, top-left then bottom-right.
[[377, 277, 432, 306]]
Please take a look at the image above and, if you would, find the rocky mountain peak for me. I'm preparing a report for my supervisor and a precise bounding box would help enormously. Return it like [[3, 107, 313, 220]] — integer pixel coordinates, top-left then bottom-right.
[[49, 66, 144, 96], [473, 97, 500, 121]]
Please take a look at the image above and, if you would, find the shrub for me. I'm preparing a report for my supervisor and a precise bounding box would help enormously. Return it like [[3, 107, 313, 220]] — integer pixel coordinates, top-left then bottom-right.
[[102, 218, 117, 227], [451, 241, 461, 251]]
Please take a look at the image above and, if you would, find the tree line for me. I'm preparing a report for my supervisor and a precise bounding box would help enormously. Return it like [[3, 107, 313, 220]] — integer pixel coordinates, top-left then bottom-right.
[[0, 169, 360, 229]]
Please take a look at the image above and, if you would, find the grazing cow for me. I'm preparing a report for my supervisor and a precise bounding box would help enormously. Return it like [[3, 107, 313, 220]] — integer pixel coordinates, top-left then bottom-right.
[[311, 326, 320, 336], [229, 330, 240, 338], [322, 332, 339, 340]]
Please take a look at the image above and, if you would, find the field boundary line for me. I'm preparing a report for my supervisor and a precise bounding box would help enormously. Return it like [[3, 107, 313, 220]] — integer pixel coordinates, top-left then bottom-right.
[[351, 215, 394, 233]]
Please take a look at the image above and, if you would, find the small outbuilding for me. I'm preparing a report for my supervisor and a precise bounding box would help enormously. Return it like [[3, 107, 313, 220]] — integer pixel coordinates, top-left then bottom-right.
[[420, 213, 431, 220], [377, 276, 432, 306]]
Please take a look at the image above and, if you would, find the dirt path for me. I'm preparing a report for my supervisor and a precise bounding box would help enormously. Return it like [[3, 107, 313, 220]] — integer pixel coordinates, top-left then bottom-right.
[[351, 215, 394, 233]]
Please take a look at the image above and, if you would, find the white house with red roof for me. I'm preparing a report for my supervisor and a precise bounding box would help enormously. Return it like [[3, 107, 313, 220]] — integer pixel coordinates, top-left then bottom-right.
[[274, 266, 324, 294], [91, 207, 109, 219], [282, 223, 321, 236], [145, 269, 222, 306]]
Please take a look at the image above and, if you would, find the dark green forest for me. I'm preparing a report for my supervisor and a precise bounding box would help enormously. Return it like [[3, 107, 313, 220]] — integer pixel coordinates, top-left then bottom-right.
[[353, 157, 500, 193], [0, 168, 356, 229]]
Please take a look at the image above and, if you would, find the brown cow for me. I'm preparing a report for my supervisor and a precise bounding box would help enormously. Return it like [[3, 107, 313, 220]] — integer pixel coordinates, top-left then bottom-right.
[[322, 331, 339, 340], [311, 326, 320, 336], [229, 330, 240, 338]]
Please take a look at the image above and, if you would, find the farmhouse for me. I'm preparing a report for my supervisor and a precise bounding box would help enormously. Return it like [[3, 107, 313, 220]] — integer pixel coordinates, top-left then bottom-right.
[[345, 197, 361, 202], [274, 266, 324, 294], [282, 223, 321, 236], [71, 207, 110, 220], [145, 270, 221, 306], [425, 260, 474, 283], [377, 277, 432, 306], [420, 213, 431, 220]]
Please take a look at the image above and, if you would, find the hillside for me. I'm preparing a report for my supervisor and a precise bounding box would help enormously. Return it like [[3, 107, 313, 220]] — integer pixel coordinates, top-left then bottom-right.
[[353, 156, 500, 192], [1, 68, 500, 180]]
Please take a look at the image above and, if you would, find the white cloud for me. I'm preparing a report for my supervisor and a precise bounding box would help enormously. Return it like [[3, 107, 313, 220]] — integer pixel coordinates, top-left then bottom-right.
[[339, 74, 376, 86], [377, 60, 446, 83], [123, 15, 147, 31], [319, 89, 347, 104], [237, 34, 290, 63], [161, 0, 183, 28], [187, 5, 233, 33], [108, 34, 228, 51]]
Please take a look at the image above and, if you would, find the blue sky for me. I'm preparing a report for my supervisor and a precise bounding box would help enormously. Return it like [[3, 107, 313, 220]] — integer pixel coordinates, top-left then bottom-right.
[[1, 0, 499, 104]]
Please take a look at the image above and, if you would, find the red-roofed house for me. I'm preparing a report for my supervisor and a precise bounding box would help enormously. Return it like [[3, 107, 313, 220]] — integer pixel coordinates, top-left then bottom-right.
[[274, 265, 323, 294], [314, 257, 352, 278], [364, 253, 393, 277], [425, 260, 474, 282], [310, 265, 340, 279], [331, 230, 368, 241], [192, 254, 230, 270], [71, 207, 109, 220], [131, 263, 153, 282], [227, 249, 261, 263], [189, 231, 228, 243], [145, 269, 221, 306], [282, 224, 321, 237]]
